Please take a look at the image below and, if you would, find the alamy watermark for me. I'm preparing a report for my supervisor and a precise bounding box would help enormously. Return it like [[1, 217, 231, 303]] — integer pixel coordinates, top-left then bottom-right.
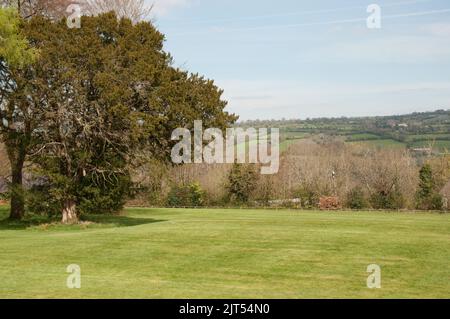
[[67, 3, 383, 30], [66, 264, 81, 289], [366, 264, 381, 289], [367, 4, 382, 29], [66, 4, 82, 29], [171, 121, 280, 175]]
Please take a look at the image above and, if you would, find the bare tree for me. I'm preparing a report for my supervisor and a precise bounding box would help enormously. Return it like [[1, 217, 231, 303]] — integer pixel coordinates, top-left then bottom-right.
[[81, 0, 152, 23], [0, 0, 73, 19], [0, 0, 152, 22]]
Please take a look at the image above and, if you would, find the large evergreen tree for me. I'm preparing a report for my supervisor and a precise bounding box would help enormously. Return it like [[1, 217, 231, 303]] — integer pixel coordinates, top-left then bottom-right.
[[1, 7, 236, 222], [12, 13, 236, 223]]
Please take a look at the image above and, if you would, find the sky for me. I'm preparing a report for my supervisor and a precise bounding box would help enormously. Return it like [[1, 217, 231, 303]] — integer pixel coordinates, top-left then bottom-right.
[[146, 0, 450, 120]]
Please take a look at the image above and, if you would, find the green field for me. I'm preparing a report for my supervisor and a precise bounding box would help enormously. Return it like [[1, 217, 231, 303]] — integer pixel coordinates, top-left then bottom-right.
[[348, 139, 406, 149], [409, 140, 450, 151], [0, 206, 449, 299], [235, 136, 301, 154], [346, 133, 382, 141]]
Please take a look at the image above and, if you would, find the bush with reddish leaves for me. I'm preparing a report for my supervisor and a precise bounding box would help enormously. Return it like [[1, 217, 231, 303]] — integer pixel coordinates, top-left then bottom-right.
[[319, 196, 341, 210]]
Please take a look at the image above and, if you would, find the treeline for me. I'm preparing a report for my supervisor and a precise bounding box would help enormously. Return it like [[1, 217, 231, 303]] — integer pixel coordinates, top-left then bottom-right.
[[239, 110, 450, 143], [0, 7, 236, 222], [239, 110, 450, 130], [131, 140, 450, 211]]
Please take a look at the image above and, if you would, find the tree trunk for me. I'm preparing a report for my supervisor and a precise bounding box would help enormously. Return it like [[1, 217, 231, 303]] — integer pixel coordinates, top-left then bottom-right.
[[8, 146, 26, 220], [62, 199, 78, 224]]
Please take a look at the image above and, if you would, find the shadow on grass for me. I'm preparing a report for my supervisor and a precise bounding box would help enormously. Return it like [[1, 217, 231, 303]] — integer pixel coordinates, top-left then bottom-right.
[[81, 214, 166, 228], [0, 212, 166, 231]]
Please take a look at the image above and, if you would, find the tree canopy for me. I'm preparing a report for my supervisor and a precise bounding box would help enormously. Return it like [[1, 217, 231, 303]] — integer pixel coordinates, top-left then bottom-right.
[[0, 7, 39, 219], [0, 11, 237, 222], [0, 7, 37, 67]]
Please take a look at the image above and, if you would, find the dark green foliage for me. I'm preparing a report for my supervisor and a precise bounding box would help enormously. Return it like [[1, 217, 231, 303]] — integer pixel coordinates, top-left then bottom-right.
[[416, 164, 443, 210], [429, 193, 444, 211], [346, 187, 368, 209], [1, 12, 236, 221], [418, 164, 434, 199], [226, 164, 259, 204], [167, 182, 205, 207], [77, 174, 132, 215], [26, 173, 132, 216], [294, 186, 320, 209], [0, 191, 10, 200], [370, 188, 405, 210], [26, 184, 61, 216]]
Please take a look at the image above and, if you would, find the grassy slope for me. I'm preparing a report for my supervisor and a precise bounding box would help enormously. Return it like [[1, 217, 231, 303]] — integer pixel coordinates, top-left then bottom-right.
[[0, 207, 449, 299]]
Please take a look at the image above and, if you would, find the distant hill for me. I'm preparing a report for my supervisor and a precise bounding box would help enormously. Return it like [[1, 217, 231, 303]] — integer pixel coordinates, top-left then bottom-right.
[[237, 110, 450, 152]]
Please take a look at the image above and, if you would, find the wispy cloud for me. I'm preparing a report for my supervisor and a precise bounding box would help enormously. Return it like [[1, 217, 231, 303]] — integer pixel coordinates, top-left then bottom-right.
[[158, 1, 450, 120], [163, 0, 430, 25], [171, 7, 450, 37]]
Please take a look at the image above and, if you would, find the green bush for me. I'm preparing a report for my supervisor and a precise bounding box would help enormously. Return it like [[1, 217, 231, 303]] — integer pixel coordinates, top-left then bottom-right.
[[429, 193, 444, 211], [0, 191, 10, 200], [77, 174, 132, 215], [167, 182, 205, 207], [226, 164, 259, 204], [416, 164, 443, 210], [26, 174, 132, 216], [346, 188, 368, 209], [294, 186, 320, 209], [370, 189, 405, 210], [26, 184, 61, 216]]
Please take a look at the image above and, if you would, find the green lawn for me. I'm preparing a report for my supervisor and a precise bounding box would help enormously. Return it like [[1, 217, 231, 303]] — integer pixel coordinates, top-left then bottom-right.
[[0, 206, 449, 299], [346, 133, 381, 141]]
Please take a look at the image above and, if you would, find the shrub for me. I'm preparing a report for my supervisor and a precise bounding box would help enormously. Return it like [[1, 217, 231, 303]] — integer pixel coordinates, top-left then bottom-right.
[[189, 183, 205, 207], [370, 189, 405, 210], [319, 196, 341, 210], [346, 188, 368, 209], [429, 193, 444, 211], [26, 184, 61, 216], [167, 182, 205, 207], [294, 186, 320, 209], [226, 164, 259, 204], [416, 164, 443, 210], [77, 174, 132, 215], [417, 164, 434, 199], [0, 191, 10, 201], [26, 174, 132, 216]]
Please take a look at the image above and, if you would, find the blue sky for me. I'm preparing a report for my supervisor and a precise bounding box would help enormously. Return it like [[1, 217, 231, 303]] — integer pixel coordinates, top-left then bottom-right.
[[147, 0, 450, 120]]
